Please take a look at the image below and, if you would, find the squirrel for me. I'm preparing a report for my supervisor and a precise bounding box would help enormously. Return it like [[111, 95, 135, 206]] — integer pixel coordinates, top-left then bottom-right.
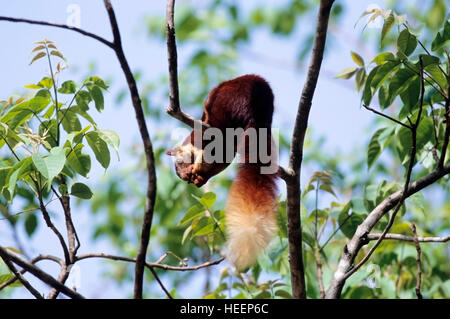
[[167, 74, 278, 270]]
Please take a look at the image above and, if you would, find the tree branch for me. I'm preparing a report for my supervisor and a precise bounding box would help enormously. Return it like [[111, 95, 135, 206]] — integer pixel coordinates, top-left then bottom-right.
[[325, 163, 450, 298], [283, 0, 335, 299], [411, 223, 423, 299], [325, 57, 432, 298], [363, 104, 412, 129], [0, 16, 114, 48], [165, 0, 210, 130], [314, 244, 325, 299], [76, 252, 225, 271], [0, 246, 83, 299], [75, 252, 225, 298], [0, 253, 43, 299], [102, 0, 157, 299], [0, 254, 63, 291], [38, 195, 71, 265], [367, 233, 450, 243]]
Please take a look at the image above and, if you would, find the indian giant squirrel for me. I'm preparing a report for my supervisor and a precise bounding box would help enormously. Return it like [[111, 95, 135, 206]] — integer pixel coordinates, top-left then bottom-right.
[[167, 74, 278, 270]]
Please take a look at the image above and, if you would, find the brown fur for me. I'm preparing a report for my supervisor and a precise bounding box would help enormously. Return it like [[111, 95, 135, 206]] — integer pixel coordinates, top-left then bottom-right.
[[167, 75, 278, 270]]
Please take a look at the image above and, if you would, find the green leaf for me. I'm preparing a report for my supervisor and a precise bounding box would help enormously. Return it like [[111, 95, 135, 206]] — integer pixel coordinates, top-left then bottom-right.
[[180, 204, 205, 224], [24, 84, 43, 90], [97, 130, 120, 159], [45, 147, 66, 188], [370, 61, 400, 91], [425, 64, 447, 90], [367, 129, 385, 170], [58, 80, 77, 94], [397, 29, 417, 57], [336, 67, 358, 79], [39, 119, 58, 148], [89, 86, 104, 112], [275, 289, 292, 299], [1, 96, 51, 129], [380, 277, 396, 298], [0, 167, 12, 192], [371, 52, 396, 65], [6, 158, 33, 199], [393, 13, 407, 25], [66, 144, 91, 177], [5, 246, 24, 255], [378, 85, 389, 109], [338, 202, 365, 238], [84, 76, 109, 90], [71, 182, 93, 199], [276, 201, 288, 238], [29, 52, 46, 65], [31, 45, 45, 53], [50, 50, 65, 60], [388, 69, 417, 106], [43, 104, 55, 119], [24, 213, 38, 237], [75, 90, 91, 111], [400, 75, 420, 110], [198, 192, 216, 208], [396, 117, 433, 165], [193, 219, 216, 236], [71, 105, 96, 126], [38, 77, 53, 89], [86, 131, 110, 169], [431, 18, 450, 51], [362, 65, 380, 105], [7, 166, 21, 199], [32, 148, 67, 191], [59, 183, 68, 196], [381, 13, 395, 44], [32, 154, 49, 179], [181, 224, 193, 245], [355, 68, 366, 92], [319, 184, 336, 197], [59, 108, 82, 133], [351, 51, 364, 66], [420, 54, 440, 68]]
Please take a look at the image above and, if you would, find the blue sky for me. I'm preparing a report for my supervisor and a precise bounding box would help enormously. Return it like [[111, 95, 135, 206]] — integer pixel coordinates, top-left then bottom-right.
[[0, 0, 390, 298]]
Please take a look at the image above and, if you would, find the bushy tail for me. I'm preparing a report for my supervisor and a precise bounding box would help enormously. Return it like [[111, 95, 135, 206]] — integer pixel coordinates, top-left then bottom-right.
[[225, 164, 278, 270]]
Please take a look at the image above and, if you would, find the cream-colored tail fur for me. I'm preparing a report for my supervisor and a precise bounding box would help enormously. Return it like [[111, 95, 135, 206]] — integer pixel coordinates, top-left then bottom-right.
[[225, 165, 278, 270]]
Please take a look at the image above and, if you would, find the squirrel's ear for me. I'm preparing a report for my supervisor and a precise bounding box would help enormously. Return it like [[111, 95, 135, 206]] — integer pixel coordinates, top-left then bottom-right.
[[166, 146, 179, 156]]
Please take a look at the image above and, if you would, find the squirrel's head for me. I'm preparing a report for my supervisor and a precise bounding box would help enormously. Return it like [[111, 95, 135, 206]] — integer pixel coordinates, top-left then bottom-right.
[[166, 133, 228, 187]]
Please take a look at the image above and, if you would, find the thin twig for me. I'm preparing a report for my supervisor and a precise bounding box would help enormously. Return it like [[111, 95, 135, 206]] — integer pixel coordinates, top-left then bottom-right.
[[0, 16, 113, 48], [319, 212, 352, 252], [367, 233, 449, 243], [438, 93, 450, 169], [76, 252, 225, 271], [314, 244, 325, 299], [0, 246, 83, 299], [147, 267, 173, 299], [363, 104, 412, 129], [0, 198, 58, 221], [411, 224, 423, 299], [0, 254, 64, 291], [165, 0, 210, 130], [0, 254, 43, 299], [38, 194, 71, 265], [75, 252, 225, 298]]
